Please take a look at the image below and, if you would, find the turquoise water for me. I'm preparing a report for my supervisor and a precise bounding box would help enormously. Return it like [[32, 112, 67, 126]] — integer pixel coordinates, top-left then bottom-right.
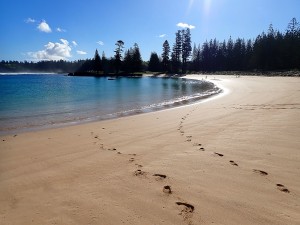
[[0, 74, 221, 134]]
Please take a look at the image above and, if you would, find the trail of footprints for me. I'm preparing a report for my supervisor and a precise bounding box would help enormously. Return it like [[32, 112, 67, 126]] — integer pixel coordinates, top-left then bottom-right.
[[91, 130, 195, 223], [89, 110, 291, 223], [177, 107, 290, 194]]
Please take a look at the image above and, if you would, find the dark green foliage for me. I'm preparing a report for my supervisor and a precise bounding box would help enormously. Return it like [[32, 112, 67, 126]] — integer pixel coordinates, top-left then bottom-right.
[[191, 43, 201, 71], [114, 40, 124, 74], [148, 52, 161, 72], [181, 28, 192, 73], [285, 18, 300, 69], [123, 49, 133, 73], [171, 30, 182, 73], [122, 43, 143, 73], [77, 59, 94, 72], [101, 52, 110, 74], [0, 59, 85, 73], [93, 49, 102, 73], [132, 43, 143, 72], [190, 18, 300, 72], [161, 40, 170, 72]]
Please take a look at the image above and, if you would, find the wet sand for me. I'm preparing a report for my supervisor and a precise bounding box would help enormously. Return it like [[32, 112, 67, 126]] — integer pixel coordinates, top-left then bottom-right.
[[0, 75, 299, 225]]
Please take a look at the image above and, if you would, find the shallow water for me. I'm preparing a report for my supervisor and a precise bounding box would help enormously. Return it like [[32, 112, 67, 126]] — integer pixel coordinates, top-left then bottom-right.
[[0, 74, 221, 134]]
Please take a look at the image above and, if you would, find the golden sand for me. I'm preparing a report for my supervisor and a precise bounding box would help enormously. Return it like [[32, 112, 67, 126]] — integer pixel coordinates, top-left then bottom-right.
[[1, 75, 299, 225]]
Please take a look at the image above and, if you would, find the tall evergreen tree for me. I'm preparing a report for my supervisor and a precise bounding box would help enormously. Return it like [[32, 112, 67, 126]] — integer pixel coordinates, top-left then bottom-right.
[[114, 40, 124, 73], [123, 48, 133, 73], [285, 18, 300, 69], [201, 41, 210, 71], [216, 41, 227, 71], [161, 40, 170, 72], [132, 43, 142, 72], [171, 30, 182, 72], [244, 39, 253, 70], [191, 43, 201, 71], [181, 28, 192, 73], [226, 36, 234, 70], [286, 17, 300, 36], [148, 52, 161, 72], [101, 51, 109, 74], [232, 38, 245, 70], [93, 49, 102, 73]]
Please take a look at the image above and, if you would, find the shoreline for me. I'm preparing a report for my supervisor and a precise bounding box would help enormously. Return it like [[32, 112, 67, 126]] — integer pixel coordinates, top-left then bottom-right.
[[0, 75, 299, 225], [0, 76, 222, 136]]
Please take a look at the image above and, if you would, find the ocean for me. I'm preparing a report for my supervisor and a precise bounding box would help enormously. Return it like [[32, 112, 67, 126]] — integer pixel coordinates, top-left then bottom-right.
[[0, 74, 221, 135]]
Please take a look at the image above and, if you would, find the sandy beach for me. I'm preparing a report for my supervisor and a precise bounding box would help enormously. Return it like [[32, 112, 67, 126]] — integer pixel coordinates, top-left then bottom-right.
[[0, 75, 299, 225]]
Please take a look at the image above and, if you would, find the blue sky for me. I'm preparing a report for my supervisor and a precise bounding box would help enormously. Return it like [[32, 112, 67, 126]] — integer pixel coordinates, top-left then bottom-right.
[[0, 0, 299, 61]]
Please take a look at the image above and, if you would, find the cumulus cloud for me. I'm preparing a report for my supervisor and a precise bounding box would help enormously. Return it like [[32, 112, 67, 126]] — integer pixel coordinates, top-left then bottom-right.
[[28, 39, 72, 60], [176, 22, 196, 29], [37, 20, 52, 33], [72, 41, 78, 47], [56, 27, 66, 32], [158, 34, 166, 38], [25, 18, 36, 23], [77, 50, 87, 55], [97, 41, 104, 46]]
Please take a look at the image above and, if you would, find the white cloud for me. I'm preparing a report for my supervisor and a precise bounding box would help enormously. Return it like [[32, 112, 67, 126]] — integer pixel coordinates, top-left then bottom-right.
[[176, 22, 196, 29], [77, 50, 87, 55], [72, 41, 78, 47], [60, 39, 69, 45], [97, 41, 104, 46], [25, 18, 36, 23], [56, 27, 66, 32], [158, 34, 166, 38], [28, 39, 72, 60], [37, 20, 52, 33]]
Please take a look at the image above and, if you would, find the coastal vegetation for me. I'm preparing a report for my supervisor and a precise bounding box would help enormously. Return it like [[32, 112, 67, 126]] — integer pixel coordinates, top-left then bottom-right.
[[1, 18, 299, 75]]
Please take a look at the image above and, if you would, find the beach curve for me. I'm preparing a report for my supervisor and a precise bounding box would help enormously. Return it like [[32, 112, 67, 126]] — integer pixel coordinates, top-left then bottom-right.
[[0, 75, 299, 225]]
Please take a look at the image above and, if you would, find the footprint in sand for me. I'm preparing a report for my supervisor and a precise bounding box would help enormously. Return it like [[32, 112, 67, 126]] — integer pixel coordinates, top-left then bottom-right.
[[176, 202, 195, 221], [134, 169, 146, 176], [176, 202, 194, 212], [193, 143, 202, 146], [163, 185, 172, 194], [129, 157, 135, 162], [229, 160, 238, 166], [214, 152, 224, 157], [153, 174, 167, 179], [253, 169, 268, 176], [276, 184, 290, 193], [199, 147, 205, 151]]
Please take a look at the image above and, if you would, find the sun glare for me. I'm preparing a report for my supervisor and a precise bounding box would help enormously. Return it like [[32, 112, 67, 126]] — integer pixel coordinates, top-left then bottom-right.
[[188, 0, 212, 16], [203, 0, 212, 16], [187, 0, 195, 14]]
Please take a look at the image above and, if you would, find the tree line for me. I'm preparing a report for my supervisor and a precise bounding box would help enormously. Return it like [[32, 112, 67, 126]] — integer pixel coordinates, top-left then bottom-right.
[[1, 18, 299, 74], [0, 59, 85, 73], [76, 41, 144, 75], [149, 17, 300, 73]]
